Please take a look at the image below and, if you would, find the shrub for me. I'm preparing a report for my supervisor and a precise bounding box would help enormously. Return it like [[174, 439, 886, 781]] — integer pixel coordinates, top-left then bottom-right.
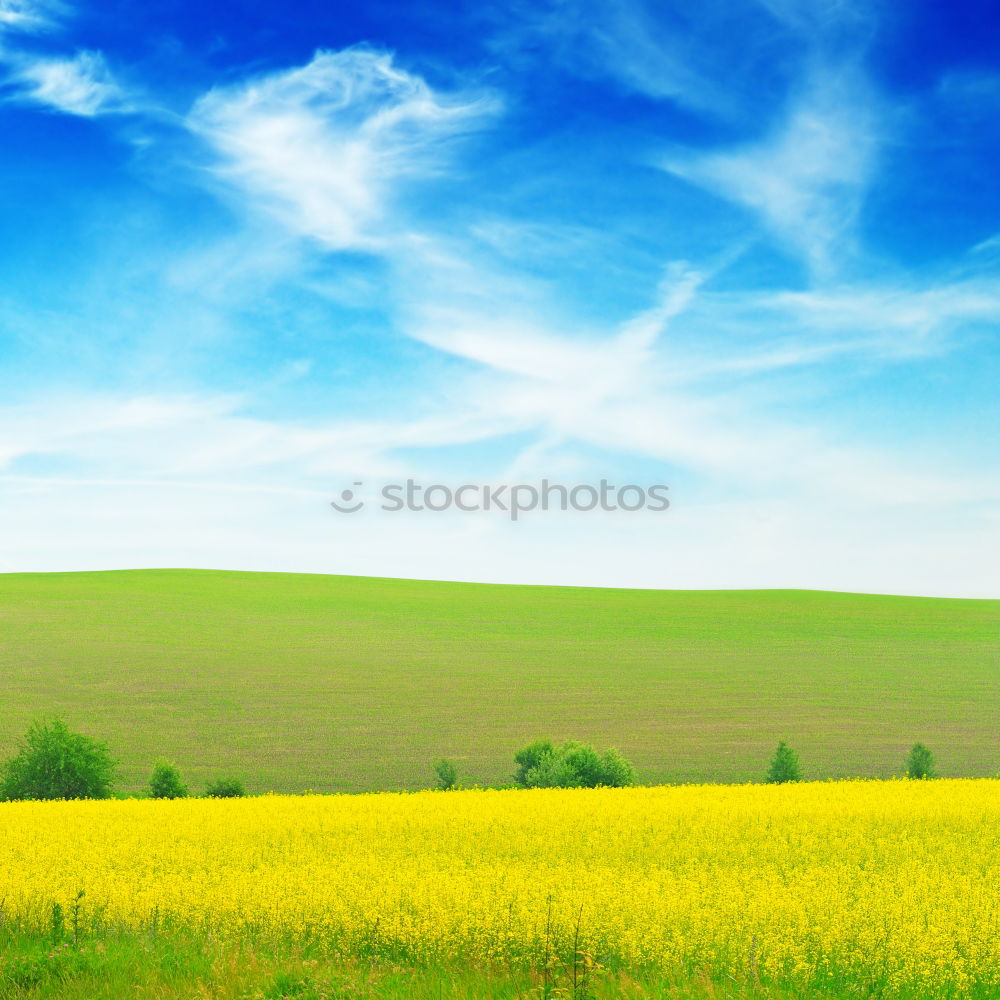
[[513, 740, 635, 788], [765, 740, 801, 784], [205, 777, 245, 798], [434, 758, 457, 790], [149, 760, 188, 799], [0, 719, 115, 801], [514, 740, 555, 786], [598, 746, 637, 788], [906, 742, 935, 779]]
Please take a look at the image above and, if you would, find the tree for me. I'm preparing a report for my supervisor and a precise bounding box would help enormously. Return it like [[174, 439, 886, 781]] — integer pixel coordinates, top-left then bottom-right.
[[513, 740, 635, 789], [599, 746, 637, 788], [906, 742, 935, 779], [149, 760, 188, 799], [205, 777, 245, 798], [765, 740, 801, 784], [514, 739, 555, 787], [434, 758, 458, 790], [0, 719, 116, 801]]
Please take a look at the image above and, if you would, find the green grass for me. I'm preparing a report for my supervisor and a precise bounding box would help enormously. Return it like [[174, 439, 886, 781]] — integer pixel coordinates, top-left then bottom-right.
[[0, 569, 996, 794], [0, 929, 956, 1000]]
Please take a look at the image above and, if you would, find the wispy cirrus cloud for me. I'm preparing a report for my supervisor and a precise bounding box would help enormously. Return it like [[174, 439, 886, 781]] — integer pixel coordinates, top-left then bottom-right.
[[4, 49, 125, 115], [1, 6, 996, 596], [176, 43, 995, 521], [664, 68, 883, 277], [188, 48, 500, 251], [492, 0, 873, 120], [399, 268, 1000, 509], [1, 0, 130, 117], [490, 0, 795, 118], [493, 0, 885, 278], [0, 391, 504, 482], [0, 0, 64, 34], [763, 277, 1000, 349]]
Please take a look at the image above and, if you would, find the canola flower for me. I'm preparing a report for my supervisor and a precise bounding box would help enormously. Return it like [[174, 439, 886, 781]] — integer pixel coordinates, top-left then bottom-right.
[[1, 780, 998, 997]]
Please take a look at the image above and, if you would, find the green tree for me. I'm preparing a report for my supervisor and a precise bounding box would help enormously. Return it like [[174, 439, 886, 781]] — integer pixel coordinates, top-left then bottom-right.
[[205, 777, 245, 798], [906, 742, 935, 779], [599, 746, 637, 788], [149, 760, 188, 799], [0, 719, 116, 801], [765, 740, 801, 784], [514, 740, 635, 788], [433, 758, 458, 790], [514, 739, 555, 786]]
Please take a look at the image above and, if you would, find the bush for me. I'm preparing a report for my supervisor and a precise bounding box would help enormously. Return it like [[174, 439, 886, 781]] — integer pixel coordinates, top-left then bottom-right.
[[149, 760, 188, 799], [513, 739, 635, 789], [598, 746, 637, 788], [514, 740, 554, 786], [0, 719, 115, 801], [205, 777, 245, 798], [433, 758, 457, 790], [906, 742, 935, 779], [765, 740, 801, 784]]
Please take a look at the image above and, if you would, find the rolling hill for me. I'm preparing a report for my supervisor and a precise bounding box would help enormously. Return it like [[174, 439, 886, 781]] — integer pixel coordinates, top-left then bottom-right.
[[0, 569, 996, 794]]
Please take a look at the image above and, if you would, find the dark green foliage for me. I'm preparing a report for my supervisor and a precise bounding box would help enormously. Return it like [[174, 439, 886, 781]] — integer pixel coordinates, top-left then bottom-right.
[[433, 758, 457, 790], [514, 740, 555, 786], [513, 740, 635, 788], [149, 760, 188, 799], [906, 741, 936, 779], [0, 719, 116, 801], [204, 777, 245, 798], [765, 740, 801, 784], [595, 746, 636, 788]]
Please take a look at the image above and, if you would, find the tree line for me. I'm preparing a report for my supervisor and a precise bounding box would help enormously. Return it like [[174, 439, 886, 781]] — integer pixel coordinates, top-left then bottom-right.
[[0, 718, 942, 802]]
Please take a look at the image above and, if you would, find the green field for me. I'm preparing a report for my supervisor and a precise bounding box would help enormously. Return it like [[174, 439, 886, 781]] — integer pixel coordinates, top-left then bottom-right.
[[0, 569, 996, 794]]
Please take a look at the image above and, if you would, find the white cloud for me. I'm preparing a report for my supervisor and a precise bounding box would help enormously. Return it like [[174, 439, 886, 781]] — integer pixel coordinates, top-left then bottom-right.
[[2, 267, 998, 596], [638, 272, 1000, 386], [5, 41, 983, 597], [765, 279, 1000, 347], [493, 2, 884, 277], [0, 390, 1000, 597], [405, 262, 705, 406], [665, 68, 882, 276], [493, 0, 874, 122], [188, 48, 500, 250], [971, 233, 1000, 257], [0, 391, 518, 487], [6, 49, 125, 116], [390, 254, 1000, 515], [491, 0, 758, 118], [0, 0, 64, 34]]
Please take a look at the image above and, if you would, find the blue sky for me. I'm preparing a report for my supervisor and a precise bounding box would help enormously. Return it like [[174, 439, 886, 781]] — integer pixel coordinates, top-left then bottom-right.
[[0, 0, 998, 595]]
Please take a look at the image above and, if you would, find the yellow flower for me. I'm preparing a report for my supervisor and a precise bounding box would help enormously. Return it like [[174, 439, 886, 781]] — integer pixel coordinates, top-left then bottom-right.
[[1, 779, 997, 998]]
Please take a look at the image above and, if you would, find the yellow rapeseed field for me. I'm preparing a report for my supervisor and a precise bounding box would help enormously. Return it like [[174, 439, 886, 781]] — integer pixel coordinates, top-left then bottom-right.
[[2, 781, 998, 997]]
